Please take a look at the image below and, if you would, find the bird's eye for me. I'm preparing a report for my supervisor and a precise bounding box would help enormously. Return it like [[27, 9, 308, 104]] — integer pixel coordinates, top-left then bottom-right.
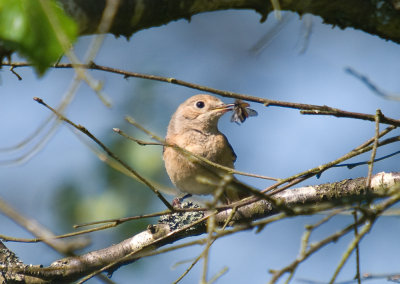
[[196, 101, 205, 108]]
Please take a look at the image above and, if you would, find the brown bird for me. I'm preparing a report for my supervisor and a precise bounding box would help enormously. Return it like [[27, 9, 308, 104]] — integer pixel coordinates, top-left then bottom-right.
[[163, 94, 255, 203]]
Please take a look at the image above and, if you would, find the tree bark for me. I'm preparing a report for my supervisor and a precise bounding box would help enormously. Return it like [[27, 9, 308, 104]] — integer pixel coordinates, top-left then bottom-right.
[[59, 0, 400, 44]]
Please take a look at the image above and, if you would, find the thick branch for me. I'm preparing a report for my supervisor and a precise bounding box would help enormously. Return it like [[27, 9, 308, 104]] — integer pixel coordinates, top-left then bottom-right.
[[59, 0, 400, 44], [2, 172, 399, 283]]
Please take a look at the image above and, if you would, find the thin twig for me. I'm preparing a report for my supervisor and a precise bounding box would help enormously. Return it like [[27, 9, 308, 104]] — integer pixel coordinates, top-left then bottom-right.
[[202, 214, 216, 283], [263, 131, 400, 197], [346, 67, 400, 101], [272, 184, 400, 284], [366, 109, 381, 187], [207, 267, 229, 284], [33, 97, 174, 211], [1, 222, 117, 243], [172, 207, 237, 284], [0, 197, 87, 251], [300, 209, 345, 257], [270, 208, 371, 283], [300, 108, 400, 127], [353, 211, 362, 284], [339, 150, 400, 170], [329, 220, 372, 284], [38, 0, 111, 107], [119, 121, 286, 209], [286, 209, 346, 283], [9, 66, 22, 80], [329, 186, 400, 284], [123, 116, 279, 181], [73, 210, 172, 228], [116, 127, 285, 207], [4, 61, 400, 126], [0, 116, 61, 166]]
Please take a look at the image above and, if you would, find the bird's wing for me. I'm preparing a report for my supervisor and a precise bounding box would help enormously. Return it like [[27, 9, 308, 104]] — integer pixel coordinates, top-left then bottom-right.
[[223, 134, 237, 164]]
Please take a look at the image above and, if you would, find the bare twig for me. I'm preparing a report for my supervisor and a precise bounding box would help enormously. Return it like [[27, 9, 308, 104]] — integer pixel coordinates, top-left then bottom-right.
[[4, 61, 400, 126], [353, 211, 362, 284], [346, 67, 400, 101], [261, 132, 400, 197], [39, 0, 111, 107], [2, 173, 399, 283], [270, 185, 400, 284], [9, 66, 22, 80], [285, 209, 347, 283], [172, 207, 237, 284], [1, 222, 118, 243], [366, 109, 381, 187], [33, 97, 174, 211], [208, 266, 229, 284], [123, 116, 280, 181], [0, 197, 88, 252]]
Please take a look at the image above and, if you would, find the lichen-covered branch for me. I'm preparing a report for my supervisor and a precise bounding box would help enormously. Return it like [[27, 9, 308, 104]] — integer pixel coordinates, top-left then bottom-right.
[[1, 172, 399, 283], [59, 0, 400, 44]]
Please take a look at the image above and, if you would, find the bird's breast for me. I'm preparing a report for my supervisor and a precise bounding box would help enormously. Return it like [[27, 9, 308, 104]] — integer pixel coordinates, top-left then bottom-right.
[[163, 131, 234, 195]]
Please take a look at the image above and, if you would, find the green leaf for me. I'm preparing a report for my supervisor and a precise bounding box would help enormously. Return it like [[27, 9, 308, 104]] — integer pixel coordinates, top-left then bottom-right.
[[0, 0, 78, 74]]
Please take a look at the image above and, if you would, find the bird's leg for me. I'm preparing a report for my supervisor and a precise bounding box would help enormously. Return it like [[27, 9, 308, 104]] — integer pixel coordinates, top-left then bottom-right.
[[172, 193, 193, 208]]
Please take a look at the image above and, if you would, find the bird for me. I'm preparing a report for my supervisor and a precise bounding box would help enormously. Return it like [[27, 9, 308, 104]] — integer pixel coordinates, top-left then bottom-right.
[[163, 94, 255, 204]]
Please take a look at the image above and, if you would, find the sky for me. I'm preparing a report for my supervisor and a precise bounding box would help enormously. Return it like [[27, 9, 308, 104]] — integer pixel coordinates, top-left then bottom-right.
[[1, 10, 400, 284]]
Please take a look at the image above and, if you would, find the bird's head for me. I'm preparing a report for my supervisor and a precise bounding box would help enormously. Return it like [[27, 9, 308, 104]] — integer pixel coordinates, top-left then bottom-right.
[[168, 94, 233, 134]]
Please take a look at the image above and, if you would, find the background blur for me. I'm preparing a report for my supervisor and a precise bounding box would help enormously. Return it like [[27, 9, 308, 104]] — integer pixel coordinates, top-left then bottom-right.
[[1, 10, 400, 283]]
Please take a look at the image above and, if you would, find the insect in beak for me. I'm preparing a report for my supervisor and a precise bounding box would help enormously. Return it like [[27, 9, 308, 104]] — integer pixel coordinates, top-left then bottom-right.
[[230, 99, 258, 124]]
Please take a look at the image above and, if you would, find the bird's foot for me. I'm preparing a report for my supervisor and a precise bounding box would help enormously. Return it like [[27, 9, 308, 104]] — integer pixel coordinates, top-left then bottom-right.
[[172, 194, 192, 208]]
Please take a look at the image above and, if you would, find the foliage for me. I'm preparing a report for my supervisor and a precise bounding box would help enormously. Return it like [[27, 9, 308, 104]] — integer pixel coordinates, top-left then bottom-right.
[[0, 0, 77, 74]]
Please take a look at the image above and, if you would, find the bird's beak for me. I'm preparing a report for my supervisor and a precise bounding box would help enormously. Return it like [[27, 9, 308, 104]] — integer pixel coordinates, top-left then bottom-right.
[[213, 103, 235, 113]]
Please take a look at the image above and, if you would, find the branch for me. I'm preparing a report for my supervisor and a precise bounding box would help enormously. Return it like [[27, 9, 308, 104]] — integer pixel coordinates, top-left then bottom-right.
[[4, 61, 400, 127], [2, 172, 399, 283], [32, 97, 174, 211], [58, 0, 400, 44]]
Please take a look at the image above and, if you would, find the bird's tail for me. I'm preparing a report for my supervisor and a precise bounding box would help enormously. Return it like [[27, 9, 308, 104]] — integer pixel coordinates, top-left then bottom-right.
[[223, 177, 259, 204]]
